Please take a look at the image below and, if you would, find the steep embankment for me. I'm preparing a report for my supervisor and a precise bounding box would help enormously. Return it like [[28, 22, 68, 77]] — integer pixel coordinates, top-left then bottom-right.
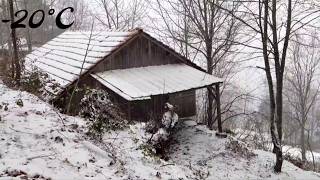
[[0, 83, 320, 179]]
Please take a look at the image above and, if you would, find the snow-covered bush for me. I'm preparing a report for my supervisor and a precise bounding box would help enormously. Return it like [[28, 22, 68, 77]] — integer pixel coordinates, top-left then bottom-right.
[[80, 88, 127, 140], [145, 103, 179, 159], [283, 152, 320, 172], [225, 138, 256, 159], [21, 69, 44, 93], [21, 66, 61, 100], [151, 116, 178, 143], [151, 104, 179, 142]]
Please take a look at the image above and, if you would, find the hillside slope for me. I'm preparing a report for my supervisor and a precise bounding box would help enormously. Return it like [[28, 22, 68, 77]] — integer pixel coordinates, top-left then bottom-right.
[[0, 82, 320, 180]]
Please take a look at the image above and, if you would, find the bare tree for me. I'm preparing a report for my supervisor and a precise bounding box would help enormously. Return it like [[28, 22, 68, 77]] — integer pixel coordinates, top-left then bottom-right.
[[214, 0, 320, 172], [152, 0, 242, 131], [95, 0, 147, 30], [285, 33, 320, 162], [0, 0, 11, 50], [22, 0, 32, 52], [8, 0, 20, 85]]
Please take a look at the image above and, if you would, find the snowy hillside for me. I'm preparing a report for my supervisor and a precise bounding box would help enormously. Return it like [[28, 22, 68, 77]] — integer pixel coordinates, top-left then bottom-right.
[[1, 83, 320, 180]]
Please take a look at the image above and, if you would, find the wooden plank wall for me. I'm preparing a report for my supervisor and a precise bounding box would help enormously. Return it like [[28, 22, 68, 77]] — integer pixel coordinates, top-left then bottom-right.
[[92, 35, 181, 72], [151, 90, 196, 119], [75, 76, 196, 121], [169, 90, 196, 117]]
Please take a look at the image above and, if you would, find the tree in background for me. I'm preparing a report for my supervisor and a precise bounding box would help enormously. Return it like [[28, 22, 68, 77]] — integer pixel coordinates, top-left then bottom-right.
[[0, 0, 66, 85], [8, 0, 20, 85], [285, 33, 320, 162], [214, 0, 320, 172], [55, 0, 91, 31], [95, 0, 147, 30]]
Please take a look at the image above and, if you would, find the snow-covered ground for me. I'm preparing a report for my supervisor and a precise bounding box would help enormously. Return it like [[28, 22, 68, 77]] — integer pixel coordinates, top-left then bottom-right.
[[1, 82, 320, 179]]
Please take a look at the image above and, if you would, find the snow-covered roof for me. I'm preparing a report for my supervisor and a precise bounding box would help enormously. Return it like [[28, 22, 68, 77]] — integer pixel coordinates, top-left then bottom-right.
[[91, 64, 222, 101], [24, 30, 137, 93], [24, 29, 219, 98]]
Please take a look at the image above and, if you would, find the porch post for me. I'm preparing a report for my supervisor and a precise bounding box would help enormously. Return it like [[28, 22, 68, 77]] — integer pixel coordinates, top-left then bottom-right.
[[215, 83, 222, 133], [127, 102, 132, 121]]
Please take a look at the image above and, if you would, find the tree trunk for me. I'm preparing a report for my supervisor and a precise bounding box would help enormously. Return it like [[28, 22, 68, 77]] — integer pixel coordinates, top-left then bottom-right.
[[215, 83, 222, 133], [273, 144, 283, 172], [8, 0, 20, 85], [206, 41, 214, 129], [301, 124, 306, 161], [26, 28, 32, 52], [260, 0, 283, 172], [274, 77, 284, 172], [207, 86, 214, 130], [23, 0, 32, 52], [2, 0, 13, 77]]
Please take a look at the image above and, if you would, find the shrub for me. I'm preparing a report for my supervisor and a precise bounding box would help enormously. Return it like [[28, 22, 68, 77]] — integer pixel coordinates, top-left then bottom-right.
[[283, 153, 320, 172], [144, 104, 179, 160], [21, 69, 43, 93], [225, 138, 256, 159], [21, 66, 52, 95], [21, 66, 61, 100], [80, 88, 127, 140]]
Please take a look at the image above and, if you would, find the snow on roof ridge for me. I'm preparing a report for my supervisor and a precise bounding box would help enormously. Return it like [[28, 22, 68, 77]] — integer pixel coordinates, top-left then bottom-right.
[[63, 28, 142, 34]]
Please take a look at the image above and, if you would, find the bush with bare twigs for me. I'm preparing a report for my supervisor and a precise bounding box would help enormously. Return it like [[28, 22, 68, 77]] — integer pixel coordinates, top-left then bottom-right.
[[80, 88, 127, 140]]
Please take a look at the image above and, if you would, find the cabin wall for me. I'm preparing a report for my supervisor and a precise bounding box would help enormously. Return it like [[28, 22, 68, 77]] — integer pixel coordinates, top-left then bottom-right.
[[151, 90, 196, 119], [60, 74, 196, 120], [91, 35, 181, 72], [169, 90, 196, 117], [127, 90, 196, 121], [82, 76, 195, 118], [74, 75, 196, 120]]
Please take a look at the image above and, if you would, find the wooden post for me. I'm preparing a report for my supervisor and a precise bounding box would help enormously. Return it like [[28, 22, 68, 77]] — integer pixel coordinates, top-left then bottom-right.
[[127, 102, 132, 121], [207, 86, 214, 130], [215, 83, 222, 133]]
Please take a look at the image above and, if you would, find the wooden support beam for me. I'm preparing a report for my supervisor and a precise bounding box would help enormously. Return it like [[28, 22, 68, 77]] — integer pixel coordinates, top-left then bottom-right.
[[207, 86, 214, 130], [215, 83, 227, 138], [127, 102, 132, 121], [215, 83, 222, 133]]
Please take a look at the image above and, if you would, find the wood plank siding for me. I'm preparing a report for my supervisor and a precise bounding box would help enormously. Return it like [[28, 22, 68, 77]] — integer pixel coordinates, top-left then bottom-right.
[[79, 75, 196, 121], [91, 36, 180, 72]]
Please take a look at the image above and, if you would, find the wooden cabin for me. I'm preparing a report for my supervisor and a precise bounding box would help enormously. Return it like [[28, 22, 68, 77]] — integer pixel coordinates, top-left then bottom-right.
[[24, 28, 223, 121]]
